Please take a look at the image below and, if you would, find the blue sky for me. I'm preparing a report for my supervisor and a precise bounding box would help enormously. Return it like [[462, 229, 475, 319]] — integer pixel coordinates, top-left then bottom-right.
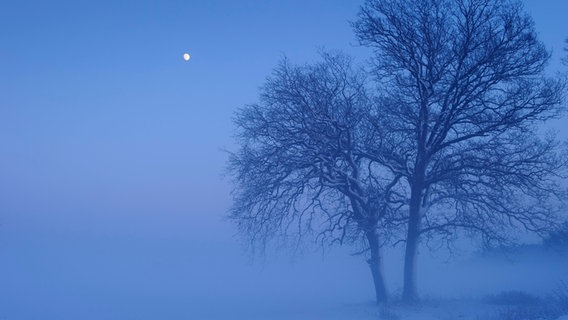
[[0, 1, 567, 319], [0, 0, 366, 235]]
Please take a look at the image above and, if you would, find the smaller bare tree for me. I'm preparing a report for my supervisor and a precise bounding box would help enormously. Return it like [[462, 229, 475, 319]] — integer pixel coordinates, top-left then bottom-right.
[[227, 52, 403, 303]]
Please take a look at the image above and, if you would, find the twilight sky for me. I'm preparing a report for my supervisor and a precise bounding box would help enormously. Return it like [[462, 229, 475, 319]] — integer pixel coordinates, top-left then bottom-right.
[[0, 1, 567, 319]]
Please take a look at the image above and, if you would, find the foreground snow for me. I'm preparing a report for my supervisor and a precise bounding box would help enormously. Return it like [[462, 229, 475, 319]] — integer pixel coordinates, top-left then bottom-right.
[[189, 297, 567, 320], [2, 228, 566, 319], [376, 299, 556, 320]]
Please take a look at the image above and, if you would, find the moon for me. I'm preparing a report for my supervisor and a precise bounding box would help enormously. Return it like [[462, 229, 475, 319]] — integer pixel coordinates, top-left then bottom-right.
[[183, 53, 190, 61]]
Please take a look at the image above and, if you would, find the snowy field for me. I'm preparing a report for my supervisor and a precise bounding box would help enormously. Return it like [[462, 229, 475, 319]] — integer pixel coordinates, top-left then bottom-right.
[[2, 232, 565, 320], [184, 300, 549, 320]]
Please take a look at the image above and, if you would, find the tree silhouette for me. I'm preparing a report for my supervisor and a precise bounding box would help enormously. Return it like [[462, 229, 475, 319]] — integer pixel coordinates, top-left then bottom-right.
[[354, 0, 567, 302], [228, 53, 403, 303]]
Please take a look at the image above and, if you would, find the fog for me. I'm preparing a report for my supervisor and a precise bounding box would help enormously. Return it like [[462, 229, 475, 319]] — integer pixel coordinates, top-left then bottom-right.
[[2, 218, 567, 319], [1, 1, 568, 319]]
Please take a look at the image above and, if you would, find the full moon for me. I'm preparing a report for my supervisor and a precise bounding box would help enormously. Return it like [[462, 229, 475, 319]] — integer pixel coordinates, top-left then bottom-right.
[[183, 53, 190, 61]]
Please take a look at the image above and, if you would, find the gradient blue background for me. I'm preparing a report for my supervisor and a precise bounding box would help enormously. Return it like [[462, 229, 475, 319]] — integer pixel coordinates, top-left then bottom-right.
[[1, 1, 567, 319]]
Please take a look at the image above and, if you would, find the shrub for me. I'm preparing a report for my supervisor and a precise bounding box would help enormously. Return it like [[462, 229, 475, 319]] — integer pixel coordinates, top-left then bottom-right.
[[546, 281, 568, 317], [491, 282, 568, 320]]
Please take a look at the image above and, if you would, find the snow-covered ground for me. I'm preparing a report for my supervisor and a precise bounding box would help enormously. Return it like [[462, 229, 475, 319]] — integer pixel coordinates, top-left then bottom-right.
[[176, 244, 568, 320], [1, 222, 566, 319], [176, 297, 566, 320], [186, 294, 567, 320]]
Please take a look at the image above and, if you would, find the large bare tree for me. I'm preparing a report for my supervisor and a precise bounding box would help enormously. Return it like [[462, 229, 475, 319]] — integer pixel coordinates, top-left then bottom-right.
[[228, 53, 403, 303], [354, 0, 567, 302]]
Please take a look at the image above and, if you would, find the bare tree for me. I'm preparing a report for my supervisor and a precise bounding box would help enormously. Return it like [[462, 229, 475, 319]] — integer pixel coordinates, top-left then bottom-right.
[[227, 53, 403, 303], [354, 0, 567, 302]]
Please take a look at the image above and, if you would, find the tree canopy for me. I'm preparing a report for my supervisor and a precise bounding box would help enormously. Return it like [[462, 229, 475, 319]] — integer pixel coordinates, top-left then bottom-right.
[[354, 0, 567, 301], [228, 0, 568, 304]]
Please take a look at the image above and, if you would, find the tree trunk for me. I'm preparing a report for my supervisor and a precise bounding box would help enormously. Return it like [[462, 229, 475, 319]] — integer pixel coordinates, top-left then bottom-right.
[[402, 180, 424, 303], [366, 230, 388, 304]]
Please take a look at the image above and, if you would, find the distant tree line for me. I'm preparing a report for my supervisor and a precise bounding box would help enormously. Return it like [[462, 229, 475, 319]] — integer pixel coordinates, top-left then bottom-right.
[[564, 37, 568, 65], [544, 221, 568, 250], [228, 0, 568, 304]]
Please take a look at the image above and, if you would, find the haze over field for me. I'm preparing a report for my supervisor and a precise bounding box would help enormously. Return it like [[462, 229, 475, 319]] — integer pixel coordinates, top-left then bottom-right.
[[1, 1, 568, 319]]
